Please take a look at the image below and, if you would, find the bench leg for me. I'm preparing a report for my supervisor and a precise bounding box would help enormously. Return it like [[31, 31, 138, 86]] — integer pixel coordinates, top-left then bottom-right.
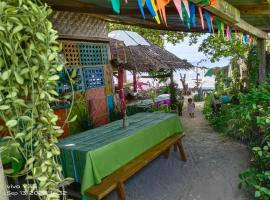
[[163, 147, 171, 159], [176, 140, 187, 161], [116, 182, 126, 200]]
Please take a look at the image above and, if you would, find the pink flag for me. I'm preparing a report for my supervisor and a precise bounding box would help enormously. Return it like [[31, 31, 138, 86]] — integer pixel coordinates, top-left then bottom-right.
[[173, 0, 183, 21], [226, 25, 230, 40], [182, 0, 190, 18], [125, 0, 128, 3], [198, 6, 204, 30]]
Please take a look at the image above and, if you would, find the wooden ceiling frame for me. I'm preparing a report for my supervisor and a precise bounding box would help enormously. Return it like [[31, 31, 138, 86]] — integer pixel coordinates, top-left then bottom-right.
[[44, 0, 269, 39]]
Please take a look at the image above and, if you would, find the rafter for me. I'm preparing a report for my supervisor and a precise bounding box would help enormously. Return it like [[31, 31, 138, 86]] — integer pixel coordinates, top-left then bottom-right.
[[237, 4, 270, 15], [190, 0, 268, 39]]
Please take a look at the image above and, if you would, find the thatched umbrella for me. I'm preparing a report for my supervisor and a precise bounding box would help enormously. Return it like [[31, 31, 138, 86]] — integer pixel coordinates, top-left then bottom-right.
[[109, 30, 194, 72]]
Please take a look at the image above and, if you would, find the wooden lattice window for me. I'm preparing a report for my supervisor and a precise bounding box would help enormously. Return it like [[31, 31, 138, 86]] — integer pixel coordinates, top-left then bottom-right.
[[79, 43, 108, 66], [83, 67, 104, 89]]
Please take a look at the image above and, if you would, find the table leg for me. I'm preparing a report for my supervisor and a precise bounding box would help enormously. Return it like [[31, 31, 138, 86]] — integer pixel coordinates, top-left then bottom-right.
[[117, 182, 127, 200], [163, 147, 171, 159], [177, 140, 187, 161]]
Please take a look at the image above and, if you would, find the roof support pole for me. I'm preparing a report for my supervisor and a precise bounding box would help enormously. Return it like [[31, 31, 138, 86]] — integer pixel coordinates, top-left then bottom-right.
[[257, 38, 266, 83], [132, 71, 137, 93], [169, 69, 177, 110], [118, 68, 127, 128]]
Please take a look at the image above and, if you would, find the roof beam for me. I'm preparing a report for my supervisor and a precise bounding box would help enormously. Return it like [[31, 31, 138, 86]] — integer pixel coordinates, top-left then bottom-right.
[[237, 4, 270, 15], [190, 0, 268, 39]]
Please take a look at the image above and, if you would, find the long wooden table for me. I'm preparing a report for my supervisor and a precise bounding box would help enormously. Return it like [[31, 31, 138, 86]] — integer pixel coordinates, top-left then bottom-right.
[[58, 112, 185, 200]]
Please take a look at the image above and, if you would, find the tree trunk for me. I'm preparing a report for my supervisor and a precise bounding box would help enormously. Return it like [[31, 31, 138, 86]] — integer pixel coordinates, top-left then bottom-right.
[[257, 38, 266, 83], [0, 156, 8, 200]]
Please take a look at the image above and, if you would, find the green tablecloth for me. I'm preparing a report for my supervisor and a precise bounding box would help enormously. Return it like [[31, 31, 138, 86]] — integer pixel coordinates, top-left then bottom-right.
[[58, 112, 183, 198]]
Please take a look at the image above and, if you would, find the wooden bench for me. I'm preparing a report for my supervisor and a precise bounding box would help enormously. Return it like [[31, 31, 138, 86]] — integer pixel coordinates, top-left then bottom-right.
[[85, 133, 186, 200]]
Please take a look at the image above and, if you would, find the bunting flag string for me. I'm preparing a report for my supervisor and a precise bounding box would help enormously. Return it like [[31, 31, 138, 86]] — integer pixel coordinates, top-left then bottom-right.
[[216, 18, 222, 35], [111, 0, 120, 14], [173, 0, 183, 21], [145, 0, 156, 17], [182, 0, 190, 17], [156, 0, 170, 25], [189, 2, 196, 27], [204, 11, 211, 33], [226, 25, 230, 40], [110, 0, 254, 46], [137, 0, 146, 19], [221, 21, 225, 37], [210, 15, 214, 33], [198, 6, 204, 30], [229, 26, 233, 40], [182, 1, 190, 29], [150, 0, 161, 24]]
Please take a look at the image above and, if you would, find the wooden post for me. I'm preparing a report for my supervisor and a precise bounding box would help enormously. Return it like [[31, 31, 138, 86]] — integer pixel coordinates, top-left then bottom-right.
[[118, 68, 127, 128], [0, 156, 8, 200], [169, 69, 177, 109], [257, 38, 266, 83], [132, 71, 137, 93]]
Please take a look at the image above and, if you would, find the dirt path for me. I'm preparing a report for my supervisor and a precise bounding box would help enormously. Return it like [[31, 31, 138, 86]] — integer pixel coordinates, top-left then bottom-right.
[[108, 101, 251, 200]]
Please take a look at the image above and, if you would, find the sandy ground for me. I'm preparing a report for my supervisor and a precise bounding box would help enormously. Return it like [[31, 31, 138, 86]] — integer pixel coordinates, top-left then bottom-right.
[[107, 101, 252, 200]]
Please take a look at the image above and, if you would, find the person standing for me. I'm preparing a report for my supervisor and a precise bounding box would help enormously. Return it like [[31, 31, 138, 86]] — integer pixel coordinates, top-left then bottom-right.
[[187, 98, 195, 118]]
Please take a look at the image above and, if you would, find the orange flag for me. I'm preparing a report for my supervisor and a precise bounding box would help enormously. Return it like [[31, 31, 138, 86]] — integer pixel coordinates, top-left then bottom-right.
[[156, 0, 170, 25]]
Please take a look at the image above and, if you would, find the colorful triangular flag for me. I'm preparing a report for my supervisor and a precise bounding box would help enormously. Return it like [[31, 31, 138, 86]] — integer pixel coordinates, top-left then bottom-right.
[[111, 0, 120, 14], [190, 2, 196, 27]]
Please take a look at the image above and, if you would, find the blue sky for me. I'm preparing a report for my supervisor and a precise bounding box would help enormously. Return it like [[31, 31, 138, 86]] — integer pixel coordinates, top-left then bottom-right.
[[164, 34, 230, 68]]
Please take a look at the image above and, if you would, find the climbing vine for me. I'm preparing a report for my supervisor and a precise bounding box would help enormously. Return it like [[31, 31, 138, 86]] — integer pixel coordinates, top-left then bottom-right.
[[0, 0, 70, 198]]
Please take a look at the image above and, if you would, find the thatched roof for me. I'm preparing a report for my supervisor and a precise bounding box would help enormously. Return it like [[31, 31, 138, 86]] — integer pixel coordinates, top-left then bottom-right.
[[110, 39, 194, 72]]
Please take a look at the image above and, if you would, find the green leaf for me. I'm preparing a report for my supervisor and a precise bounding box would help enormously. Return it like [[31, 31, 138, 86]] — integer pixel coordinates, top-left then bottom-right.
[[36, 32, 45, 42], [12, 25, 23, 35], [15, 72, 24, 84], [48, 75, 59, 81], [0, 25, 5, 32], [1, 70, 11, 80], [6, 119, 17, 128], [37, 176, 47, 182], [71, 69, 77, 78], [69, 115, 77, 123], [26, 157, 35, 165], [255, 191, 261, 198], [0, 105, 10, 110], [0, 57, 4, 68]]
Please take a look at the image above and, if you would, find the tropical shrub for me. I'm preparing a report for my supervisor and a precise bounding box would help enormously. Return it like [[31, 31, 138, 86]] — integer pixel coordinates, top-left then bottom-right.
[[0, 0, 72, 198], [204, 84, 270, 199]]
